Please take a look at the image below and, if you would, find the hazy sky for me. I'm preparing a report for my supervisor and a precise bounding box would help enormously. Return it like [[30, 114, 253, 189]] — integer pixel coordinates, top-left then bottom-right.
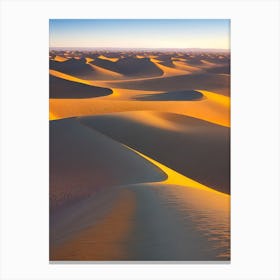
[[49, 19, 230, 49]]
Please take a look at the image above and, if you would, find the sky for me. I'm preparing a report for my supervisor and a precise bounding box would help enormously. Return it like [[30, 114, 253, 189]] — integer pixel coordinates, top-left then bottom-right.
[[49, 19, 230, 50]]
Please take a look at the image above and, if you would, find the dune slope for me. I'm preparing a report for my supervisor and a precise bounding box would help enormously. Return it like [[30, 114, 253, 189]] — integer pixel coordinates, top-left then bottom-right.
[[104, 73, 230, 96], [49, 50, 231, 261], [50, 120, 230, 261], [50, 118, 166, 210], [80, 111, 230, 194], [91, 57, 164, 77], [50, 58, 97, 80], [49, 75, 113, 99]]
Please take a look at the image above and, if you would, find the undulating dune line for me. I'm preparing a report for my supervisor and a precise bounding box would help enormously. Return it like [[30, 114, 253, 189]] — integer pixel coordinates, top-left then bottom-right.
[[80, 111, 230, 194], [102, 72, 230, 96], [49, 50, 230, 261], [91, 56, 164, 78], [150, 58, 191, 76], [50, 117, 229, 261], [87, 64, 124, 80], [50, 58, 98, 80], [49, 88, 230, 127]]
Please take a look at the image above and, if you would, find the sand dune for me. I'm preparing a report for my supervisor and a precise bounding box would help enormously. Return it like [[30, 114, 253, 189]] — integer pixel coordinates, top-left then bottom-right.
[[50, 52, 229, 84], [51, 183, 229, 261], [87, 63, 124, 80], [49, 50, 230, 261], [50, 118, 166, 210], [103, 72, 230, 96], [98, 55, 119, 62], [50, 58, 97, 80], [85, 57, 94, 63], [52, 55, 69, 62], [150, 58, 190, 76], [49, 74, 112, 99], [50, 69, 99, 86], [91, 57, 164, 78], [80, 111, 230, 194], [50, 119, 229, 261], [123, 183, 229, 260], [172, 60, 201, 72], [49, 88, 230, 127]]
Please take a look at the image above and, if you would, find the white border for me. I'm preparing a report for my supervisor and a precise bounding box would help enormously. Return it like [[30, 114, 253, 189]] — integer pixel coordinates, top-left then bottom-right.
[[1, 0, 279, 279]]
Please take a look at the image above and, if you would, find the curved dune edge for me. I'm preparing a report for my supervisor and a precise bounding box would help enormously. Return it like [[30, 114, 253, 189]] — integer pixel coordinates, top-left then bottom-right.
[[49, 99, 229, 127], [88, 63, 124, 79], [200, 90, 230, 107], [50, 117, 167, 209], [50, 122, 229, 260], [49, 89, 230, 127], [79, 111, 229, 193], [50, 69, 95, 86], [50, 118, 230, 261], [49, 101, 230, 127], [90, 57, 164, 78], [98, 55, 119, 62], [123, 144, 229, 197], [150, 58, 190, 77], [50, 75, 113, 99], [100, 72, 230, 96], [172, 60, 201, 72], [52, 55, 69, 62]]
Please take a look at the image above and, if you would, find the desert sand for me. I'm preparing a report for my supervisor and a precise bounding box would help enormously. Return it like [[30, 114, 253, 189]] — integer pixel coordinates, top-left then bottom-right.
[[49, 50, 230, 261]]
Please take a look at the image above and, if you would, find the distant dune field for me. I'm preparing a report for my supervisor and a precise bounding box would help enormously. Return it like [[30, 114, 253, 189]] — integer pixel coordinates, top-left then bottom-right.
[[49, 50, 230, 261]]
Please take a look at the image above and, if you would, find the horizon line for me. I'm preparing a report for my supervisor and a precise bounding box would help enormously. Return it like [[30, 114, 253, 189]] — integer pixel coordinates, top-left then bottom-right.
[[49, 47, 230, 51]]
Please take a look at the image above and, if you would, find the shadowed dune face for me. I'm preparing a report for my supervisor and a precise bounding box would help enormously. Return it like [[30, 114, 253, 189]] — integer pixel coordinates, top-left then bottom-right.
[[49, 75, 112, 99], [50, 58, 97, 80], [105, 72, 230, 96], [205, 65, 230, 75], [80, 112, 230, 194], [50, 118, 166, 210], [133, 90, 204, 101], [91, 57, 164, 77]]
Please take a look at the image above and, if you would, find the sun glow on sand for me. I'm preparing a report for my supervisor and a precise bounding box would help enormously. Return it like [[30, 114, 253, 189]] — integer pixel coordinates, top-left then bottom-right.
[[126, 145, 229, 197]]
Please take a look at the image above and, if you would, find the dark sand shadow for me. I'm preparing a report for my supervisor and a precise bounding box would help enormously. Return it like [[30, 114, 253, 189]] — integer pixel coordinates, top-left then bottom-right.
[[49, 75, 112, 99], [105, 73, 230, 96], [133, 90, 203, 101], [50, 58, 96, 79], [91, 57, 164, 78], [80, 112, 230, 194]]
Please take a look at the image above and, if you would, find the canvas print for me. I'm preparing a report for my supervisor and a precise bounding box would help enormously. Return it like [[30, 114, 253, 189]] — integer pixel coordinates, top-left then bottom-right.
[[49, 19, 230, 261]]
